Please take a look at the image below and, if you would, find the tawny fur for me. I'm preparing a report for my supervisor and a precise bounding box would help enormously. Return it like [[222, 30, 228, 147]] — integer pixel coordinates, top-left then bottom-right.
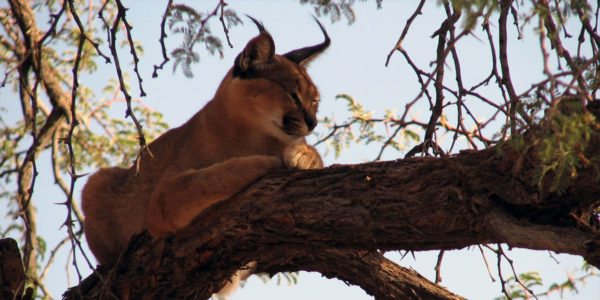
[[81, 22, 327, 298]]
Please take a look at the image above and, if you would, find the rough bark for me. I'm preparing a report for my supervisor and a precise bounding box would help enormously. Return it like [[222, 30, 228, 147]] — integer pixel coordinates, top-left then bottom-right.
[[0, 238, 30, 300], [62, 124, 600, 299]]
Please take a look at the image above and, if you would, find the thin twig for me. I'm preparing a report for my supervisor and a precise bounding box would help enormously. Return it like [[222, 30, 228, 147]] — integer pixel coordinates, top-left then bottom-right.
[[152, 0, 173, 78], [478, 245, 496, 282], [218, 0, 234, 48], [385, 0, 426, 66], [435, 250, 445, 284], [102, 0, 153, 173]]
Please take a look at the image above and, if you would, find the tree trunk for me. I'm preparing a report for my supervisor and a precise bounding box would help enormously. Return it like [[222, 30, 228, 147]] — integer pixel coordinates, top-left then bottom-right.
[[0, 238, 31, 300]]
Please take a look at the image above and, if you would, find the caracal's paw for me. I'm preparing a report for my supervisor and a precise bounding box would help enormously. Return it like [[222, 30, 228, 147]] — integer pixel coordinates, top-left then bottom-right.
[[283, 143, 323, 169]]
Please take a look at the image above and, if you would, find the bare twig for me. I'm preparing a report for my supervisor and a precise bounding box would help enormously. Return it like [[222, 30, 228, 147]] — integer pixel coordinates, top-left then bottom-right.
[[499, 0, 520, 135], [101, 0, 153, 173], [385, 0, 426, 66], [497, 244, 539, 300], [218, 0, 234, 48], [152, 0, 173, 78], [64, 0, 87, 285], [478, 245, 496, 282], [423, 1, 461, 152], [114, 0, 145, 97], [435, 250, 445, 284], [373, 125, 403, 161]]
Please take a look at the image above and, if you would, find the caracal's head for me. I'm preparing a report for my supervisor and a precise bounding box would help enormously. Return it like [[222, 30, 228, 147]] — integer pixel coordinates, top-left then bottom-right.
[[219, 16, 330, 142]]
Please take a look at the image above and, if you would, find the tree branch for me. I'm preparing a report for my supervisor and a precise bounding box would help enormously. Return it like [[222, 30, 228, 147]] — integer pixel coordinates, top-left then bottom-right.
[[0, 238, 30, 300], [260, 248, 464, 300], [63, 123, 600, 298]]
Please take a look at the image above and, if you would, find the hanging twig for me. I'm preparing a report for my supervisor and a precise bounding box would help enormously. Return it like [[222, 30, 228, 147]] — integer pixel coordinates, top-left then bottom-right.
[[152, 0, 173, 78]]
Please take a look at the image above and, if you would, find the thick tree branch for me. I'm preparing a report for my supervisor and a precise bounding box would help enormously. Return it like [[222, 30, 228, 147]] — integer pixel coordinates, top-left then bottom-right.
[[0, 238, 29, 300], [8, 0, 71, 116], [264, 248, 464, 300], [64, 121, 600, 299]]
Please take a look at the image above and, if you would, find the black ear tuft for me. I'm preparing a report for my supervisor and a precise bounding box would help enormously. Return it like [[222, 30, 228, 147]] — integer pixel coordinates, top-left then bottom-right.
[[246, 15, 266, 33], [233, 17, 275, 78], [283, 16, 330, 66]]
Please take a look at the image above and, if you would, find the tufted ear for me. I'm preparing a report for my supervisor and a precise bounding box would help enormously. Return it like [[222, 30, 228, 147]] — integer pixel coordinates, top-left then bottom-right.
[[284, 17, 330, 66], [233, 32, 275, 77]]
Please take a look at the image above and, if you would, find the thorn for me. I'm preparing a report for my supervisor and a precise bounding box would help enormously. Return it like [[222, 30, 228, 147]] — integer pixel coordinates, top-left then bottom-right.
[[74, 172, 90, 180]]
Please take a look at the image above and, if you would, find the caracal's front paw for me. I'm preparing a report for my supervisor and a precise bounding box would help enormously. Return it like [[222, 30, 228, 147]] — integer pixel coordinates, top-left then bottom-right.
[[283, 144, 323, 169]]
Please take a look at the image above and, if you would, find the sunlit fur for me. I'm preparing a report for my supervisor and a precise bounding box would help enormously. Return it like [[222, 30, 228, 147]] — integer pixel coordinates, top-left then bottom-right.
[[81, 19, 328, 298]]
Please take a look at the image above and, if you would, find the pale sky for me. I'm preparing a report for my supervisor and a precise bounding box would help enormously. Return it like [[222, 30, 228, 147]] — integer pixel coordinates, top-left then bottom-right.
[[2, 1, 599, 299]]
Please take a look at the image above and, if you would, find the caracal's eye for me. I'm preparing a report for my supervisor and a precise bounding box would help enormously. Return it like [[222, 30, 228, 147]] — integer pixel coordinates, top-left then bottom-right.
[[313, 97, 320, 105], [289, 92, 302, 106]]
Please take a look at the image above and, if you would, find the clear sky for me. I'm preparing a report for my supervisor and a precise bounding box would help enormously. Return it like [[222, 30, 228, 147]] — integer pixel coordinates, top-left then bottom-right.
[[2, 1, 599, 299]]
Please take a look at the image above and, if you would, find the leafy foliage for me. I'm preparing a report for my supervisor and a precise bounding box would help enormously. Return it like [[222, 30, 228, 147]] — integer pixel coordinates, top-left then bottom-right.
[[165, 0, 387, 77], [0, 1, 168, 297], [495, 265, 600, 300], [56, 101, 168, 171], [298, 0, 382, 24], [168, 4, 241, 78], [255, 272, 299, 286], [316, 94, 420, 159], [535, 100, 597, 193], [450, 0, 499, 31]]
